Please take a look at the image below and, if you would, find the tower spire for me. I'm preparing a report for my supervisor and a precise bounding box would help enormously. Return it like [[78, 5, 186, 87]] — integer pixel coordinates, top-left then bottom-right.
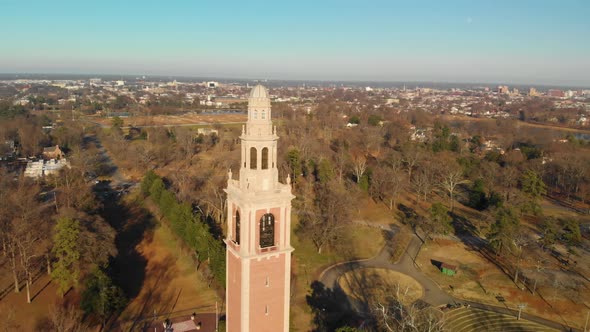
[[238, 85, 279, 192]]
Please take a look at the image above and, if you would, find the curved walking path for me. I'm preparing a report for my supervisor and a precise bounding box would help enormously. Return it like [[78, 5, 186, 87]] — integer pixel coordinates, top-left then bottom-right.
[[319, 222, 574, 331], [320, 222, 453, 306]]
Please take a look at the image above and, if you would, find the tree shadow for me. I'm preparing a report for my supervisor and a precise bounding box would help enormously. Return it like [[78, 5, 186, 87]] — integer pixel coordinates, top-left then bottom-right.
[[30, 279, 52, 302], [449, 211, 478, 237], [397, 203, 418, 226], [306, 281, 360, 332], [127, 256, 179, 330], [97, 186, 155, 301], [204, 215, 224, 241]]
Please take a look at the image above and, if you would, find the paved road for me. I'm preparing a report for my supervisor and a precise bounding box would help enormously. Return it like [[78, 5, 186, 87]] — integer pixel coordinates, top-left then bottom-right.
[[86, 134, 128, 186], [320, 222, 454, 307]]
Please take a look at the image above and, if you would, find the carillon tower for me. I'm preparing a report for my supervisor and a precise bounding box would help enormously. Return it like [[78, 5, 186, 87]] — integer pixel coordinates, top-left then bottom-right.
[[225, 85, 294, 332]]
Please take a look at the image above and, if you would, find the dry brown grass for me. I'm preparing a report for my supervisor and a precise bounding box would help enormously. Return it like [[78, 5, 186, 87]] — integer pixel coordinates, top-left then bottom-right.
[[118, 215, 221, 326], [289, 213, 390, 331], [338, 268, 423, 306], [90, 113, 247, 127], [0, 274, 61, 331], [417, 238, 590, 330]]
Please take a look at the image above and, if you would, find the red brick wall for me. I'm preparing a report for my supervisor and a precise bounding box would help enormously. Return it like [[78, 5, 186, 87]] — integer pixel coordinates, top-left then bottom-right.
[[227, 252, 242, 332], [248, 253, 286, 332]]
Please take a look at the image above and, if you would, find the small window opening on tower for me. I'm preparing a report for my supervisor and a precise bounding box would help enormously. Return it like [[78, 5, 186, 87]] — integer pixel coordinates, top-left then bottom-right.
[[265, 305, 269, 315], [261, 111, 266, 119], [259, 214, 275, 248], [265, 276, 270, 287], [254, 111, 258, 119]]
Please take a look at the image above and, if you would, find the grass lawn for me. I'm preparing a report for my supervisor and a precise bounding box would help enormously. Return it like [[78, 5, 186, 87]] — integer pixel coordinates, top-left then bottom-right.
[[117, 200, 221, 329], [290, 211, 390, 331], [417, 238, 589, 330], [0, 274, 61, 331], [338, 268, 423, 306]]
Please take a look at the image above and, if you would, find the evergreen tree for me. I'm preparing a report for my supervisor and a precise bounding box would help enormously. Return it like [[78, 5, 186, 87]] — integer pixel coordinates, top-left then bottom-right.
[[521, 170, 547, 199], [520, 170, 546, 215], [81, 267, 126, 327], [51, 217, 81, 297], [468, 179, 488, 210], [488, 207, 520, 256]]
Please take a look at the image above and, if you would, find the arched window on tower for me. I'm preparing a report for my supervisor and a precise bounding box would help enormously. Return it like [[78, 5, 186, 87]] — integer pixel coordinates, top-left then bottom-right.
[[261, 147, 269, 169], [254, 111, 258, 119], [250, 147, 257, 169], [235, 210, 240, 244], [259, 213, 275, 248], [261, 111, 266, 119]]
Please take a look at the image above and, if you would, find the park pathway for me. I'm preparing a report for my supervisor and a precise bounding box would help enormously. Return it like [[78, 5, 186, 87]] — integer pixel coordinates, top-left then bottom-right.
[[319, 221, 574, 331], [320, 222, 454, 306]]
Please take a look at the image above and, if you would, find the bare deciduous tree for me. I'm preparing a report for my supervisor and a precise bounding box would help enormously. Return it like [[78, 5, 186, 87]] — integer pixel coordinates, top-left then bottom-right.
[[297, 181, 353, 254], [438, 159, 466, 211], [49, 304, 90, 332], [351, 154, 367, 183]]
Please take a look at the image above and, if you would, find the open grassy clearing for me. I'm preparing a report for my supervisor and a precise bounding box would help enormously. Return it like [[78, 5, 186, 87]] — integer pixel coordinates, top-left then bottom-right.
[[115, 197, 221, 329], [290, 223, 386, 330], [0, 274, 62, 331], [338, 268, 423, 306], [89, 113, 247, 127], [417, 237, 589, 330]]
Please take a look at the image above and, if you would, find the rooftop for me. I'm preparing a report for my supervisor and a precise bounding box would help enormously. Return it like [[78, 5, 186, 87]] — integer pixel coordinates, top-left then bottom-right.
[[249, 84, 269, 99]]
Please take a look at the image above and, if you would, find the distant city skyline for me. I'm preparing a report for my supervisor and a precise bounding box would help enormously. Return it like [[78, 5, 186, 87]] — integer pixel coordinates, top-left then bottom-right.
[[1, 0, 589, 86]]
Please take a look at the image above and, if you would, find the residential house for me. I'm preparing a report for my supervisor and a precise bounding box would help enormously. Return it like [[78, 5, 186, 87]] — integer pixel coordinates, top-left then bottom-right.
[[42, 145, 65, 160]]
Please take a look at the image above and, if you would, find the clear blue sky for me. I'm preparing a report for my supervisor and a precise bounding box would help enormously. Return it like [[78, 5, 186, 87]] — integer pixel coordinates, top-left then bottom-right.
[[1, 0, 589, 86]]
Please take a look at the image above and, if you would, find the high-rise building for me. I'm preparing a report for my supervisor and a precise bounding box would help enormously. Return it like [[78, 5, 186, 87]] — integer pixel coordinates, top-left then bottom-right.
[[225, 85, 295, 332]]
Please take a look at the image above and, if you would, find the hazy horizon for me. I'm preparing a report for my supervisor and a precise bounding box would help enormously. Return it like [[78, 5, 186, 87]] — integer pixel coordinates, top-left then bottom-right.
[[3, 72, 590, 91], [1, 0, 589, 86]]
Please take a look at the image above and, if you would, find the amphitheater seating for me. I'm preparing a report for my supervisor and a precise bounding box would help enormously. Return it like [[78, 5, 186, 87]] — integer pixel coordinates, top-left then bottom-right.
[[444, 307, 558, 332]]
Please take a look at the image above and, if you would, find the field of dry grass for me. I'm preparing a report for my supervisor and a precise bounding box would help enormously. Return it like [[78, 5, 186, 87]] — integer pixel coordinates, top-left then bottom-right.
[[417, 237, 589, 330], [90, 113, 247, 127], [0, 274, 62, 331], [117, 215, 221, 329], [338, 268, 423, 306], [290, 200, 396, 331]]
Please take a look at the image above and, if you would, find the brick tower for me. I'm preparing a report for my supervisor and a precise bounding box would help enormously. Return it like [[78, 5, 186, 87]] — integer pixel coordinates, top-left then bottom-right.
[[225, 85, 294, 332]]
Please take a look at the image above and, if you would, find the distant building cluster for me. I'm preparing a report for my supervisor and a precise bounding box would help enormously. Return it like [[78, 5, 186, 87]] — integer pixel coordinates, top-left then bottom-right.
[[1, 76, 589, 132], [24, 158, 69, 178]]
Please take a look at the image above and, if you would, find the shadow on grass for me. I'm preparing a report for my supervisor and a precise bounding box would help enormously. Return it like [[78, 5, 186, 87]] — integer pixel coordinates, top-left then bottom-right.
[[95, 186, 155, 303], [306, 281, 360, 332], [449, 211, 479, 237]]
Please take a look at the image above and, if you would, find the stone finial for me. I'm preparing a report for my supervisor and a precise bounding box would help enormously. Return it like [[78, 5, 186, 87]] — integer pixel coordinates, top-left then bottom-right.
[[228, 168, 232, 181], [242, 125, 245, 135], [286, 174, 291, 185]]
